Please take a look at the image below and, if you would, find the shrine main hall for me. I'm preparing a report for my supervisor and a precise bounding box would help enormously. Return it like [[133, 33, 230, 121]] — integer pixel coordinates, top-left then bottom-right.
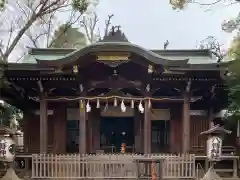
[[0, 28, 228, 155]]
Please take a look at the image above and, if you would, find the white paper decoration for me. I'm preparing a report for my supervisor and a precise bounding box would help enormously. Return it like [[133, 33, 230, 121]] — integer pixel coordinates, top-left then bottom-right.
[[86, 100, 91, 112], [120, 100, 126, 112], [138, 101, 144, 113]]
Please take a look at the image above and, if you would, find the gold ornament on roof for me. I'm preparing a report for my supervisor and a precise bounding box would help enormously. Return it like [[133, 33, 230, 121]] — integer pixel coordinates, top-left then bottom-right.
[[54, 67, 63, 73], [80, 100, 84, 110], [164, 67, 171, 73], [97, 55, 129, 61], [148, 65, 153, 74], [73, 65, 78, 73]]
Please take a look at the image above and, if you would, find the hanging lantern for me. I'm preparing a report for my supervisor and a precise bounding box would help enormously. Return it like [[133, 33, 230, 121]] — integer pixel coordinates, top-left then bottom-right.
[[96, 99, 100, 108], [121, 100, 126, 112], [114, 98, 117, 107], [131, 100, 134, 108], [138, 100, 144, 113], [86, 100, 91, 112], [148, 99, 151, 109]]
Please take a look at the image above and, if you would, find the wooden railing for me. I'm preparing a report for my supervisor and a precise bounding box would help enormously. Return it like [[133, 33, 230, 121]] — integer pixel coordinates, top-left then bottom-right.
[[16, 145, 53, 154], [31, 153, 196, 179], [191, 146, 236, 155]]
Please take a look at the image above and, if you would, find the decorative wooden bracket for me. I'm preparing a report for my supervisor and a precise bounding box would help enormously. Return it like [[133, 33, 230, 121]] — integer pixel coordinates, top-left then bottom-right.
[[79, 84, 84, 93], [185, 80, 192, 93], [210, 84, 217, 100], [37, 80, 44, 93], [89, 76, 142, 89]]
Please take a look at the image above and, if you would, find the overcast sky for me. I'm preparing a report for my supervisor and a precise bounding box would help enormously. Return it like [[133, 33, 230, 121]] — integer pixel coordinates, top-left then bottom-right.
[[93, 0, 240, 50], [3, 0, 240, 62]]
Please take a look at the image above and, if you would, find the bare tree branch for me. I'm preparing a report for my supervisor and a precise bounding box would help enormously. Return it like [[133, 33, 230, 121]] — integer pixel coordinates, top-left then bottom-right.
[[80, 12, 99, 43], [5, 24, 14, 51], [16, 52, 27, 63], [0, 0, 91, 62], [170, 0, 239, 10], [199, 36, 226, 62], [191, 0, 223, 6], [15, 0, 29, 19], [3, 13, 38, 59], [104, 14, 114, 36], [48, 12, 82, 47], [26, 31, 49, 48], [80, 13, 114, 43], [0, 42, 5, 62]]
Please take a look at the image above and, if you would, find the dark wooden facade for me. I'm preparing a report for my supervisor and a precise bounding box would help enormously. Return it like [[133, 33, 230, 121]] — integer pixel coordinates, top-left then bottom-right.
[[0, 28, 229, 154]]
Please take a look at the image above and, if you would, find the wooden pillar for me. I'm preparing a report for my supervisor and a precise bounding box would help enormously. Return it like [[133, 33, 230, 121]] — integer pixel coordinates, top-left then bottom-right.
[[79, 100, 87, 154], [40, 96, 48, 153], [92, 108, 100, 153], [144, 100, 151, 154], [87, 114, 92, 153], [134, 109, 142, 153], [182, 93, 190, 153]]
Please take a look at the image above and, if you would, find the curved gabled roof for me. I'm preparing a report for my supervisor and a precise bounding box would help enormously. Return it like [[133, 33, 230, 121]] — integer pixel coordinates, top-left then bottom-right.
[[36, 42, 189, 66]]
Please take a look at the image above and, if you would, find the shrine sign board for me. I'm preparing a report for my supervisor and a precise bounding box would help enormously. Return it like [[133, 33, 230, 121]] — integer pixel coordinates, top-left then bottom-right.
[[96, 52, 130, 61]]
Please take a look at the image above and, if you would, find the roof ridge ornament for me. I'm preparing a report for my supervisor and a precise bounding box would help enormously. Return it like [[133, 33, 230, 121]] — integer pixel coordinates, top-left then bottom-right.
[[100, 25, 129, 42]]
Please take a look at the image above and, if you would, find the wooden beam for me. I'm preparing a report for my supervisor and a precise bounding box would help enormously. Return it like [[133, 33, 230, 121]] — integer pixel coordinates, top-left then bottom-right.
[[42, 96, 202, 102], [87, 75, 142, 88], [37, 80, 44, 93]]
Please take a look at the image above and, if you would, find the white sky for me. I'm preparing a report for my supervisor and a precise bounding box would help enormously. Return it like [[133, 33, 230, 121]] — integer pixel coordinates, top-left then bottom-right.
[[2, 0, 240, 63], [91, 0, 240, 50]]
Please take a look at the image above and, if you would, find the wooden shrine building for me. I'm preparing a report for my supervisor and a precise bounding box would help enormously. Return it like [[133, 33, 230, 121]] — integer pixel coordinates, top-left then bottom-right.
[[0, 27, 229, 155]]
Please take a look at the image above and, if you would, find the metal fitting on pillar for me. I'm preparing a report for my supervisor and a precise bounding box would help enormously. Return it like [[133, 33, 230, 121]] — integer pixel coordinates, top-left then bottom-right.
[[120, 143, 126, 153]]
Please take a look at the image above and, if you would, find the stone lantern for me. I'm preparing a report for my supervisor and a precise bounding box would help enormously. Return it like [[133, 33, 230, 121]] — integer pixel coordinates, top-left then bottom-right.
[[0, 135, 16, 162], [200, 124, 232, 180], [200, 124, 231, 162], [0, 133, 21, 180]]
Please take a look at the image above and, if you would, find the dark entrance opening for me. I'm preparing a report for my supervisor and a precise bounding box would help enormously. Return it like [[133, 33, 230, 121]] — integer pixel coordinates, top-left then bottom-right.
[[100, 117, 134, 153], [66, 120, 79, 153], [151, 120, 170, 153]]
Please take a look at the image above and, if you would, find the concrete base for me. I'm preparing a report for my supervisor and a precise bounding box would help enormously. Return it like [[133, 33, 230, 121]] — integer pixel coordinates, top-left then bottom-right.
[[201, 167, 222, 180], [1, 168, 21, 180]]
